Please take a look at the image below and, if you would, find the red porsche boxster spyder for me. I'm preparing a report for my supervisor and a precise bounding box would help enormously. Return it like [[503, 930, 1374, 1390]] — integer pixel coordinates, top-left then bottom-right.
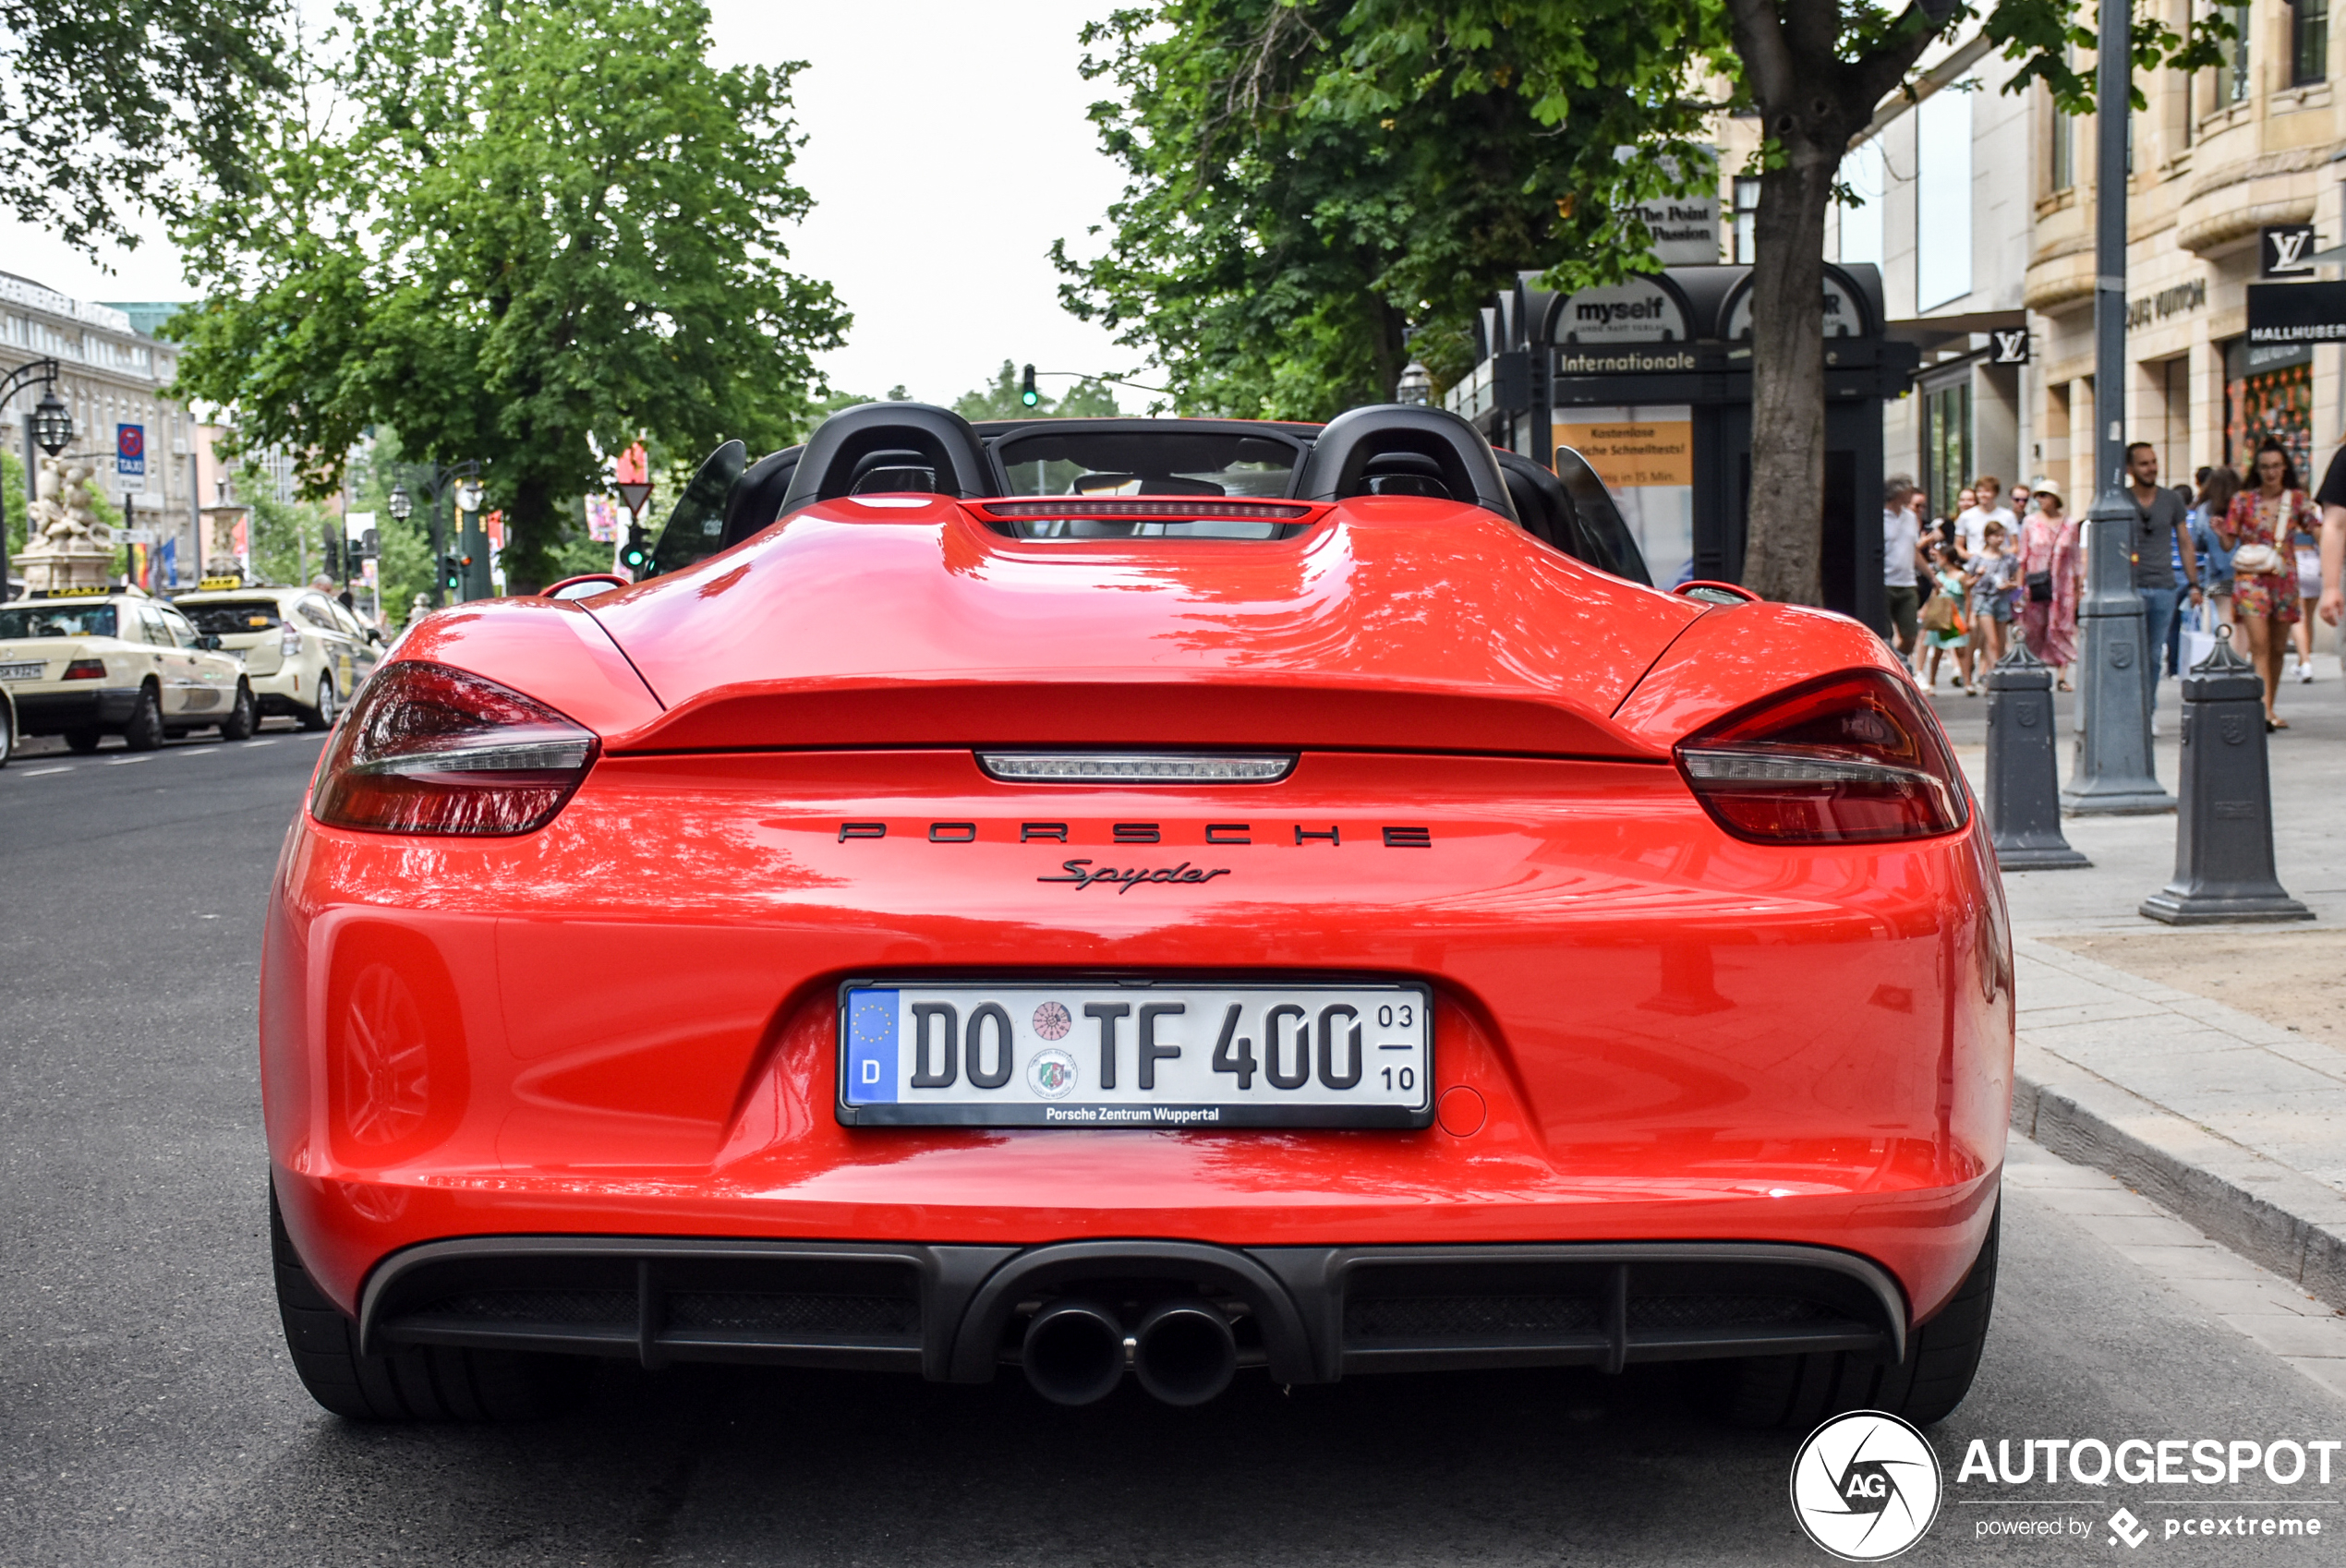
[[263, 403, 2010, 1425]]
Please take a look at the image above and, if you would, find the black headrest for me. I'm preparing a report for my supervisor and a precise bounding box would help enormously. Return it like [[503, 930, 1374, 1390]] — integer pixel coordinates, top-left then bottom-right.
[[780, 403, 998, 514], [720, 446, 801, 547], [1295, 405, 1518, 521]]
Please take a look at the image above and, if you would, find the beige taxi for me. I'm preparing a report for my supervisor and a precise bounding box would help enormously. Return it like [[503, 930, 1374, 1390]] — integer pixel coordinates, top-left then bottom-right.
[[0, 586, 256, 751], [173, 580, 381, 730]]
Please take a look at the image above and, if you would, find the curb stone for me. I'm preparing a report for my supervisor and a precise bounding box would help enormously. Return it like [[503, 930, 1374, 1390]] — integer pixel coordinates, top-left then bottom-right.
[[2012, 1040, 2346, 1311]]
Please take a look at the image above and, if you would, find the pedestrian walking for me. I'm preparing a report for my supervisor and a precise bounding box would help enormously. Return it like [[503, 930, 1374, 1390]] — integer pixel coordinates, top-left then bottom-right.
[[2291, 498, 2321, 681], [2016, 487, 2080, 687], [1882, 475, 1922, 668], [2219, 437, 2311, 730], [1919, 541, 1972, 690], [1957, 477, 2013, 558], [1965, 520, 2017, 692], [2192, 466, 2241, 632], [2121, 441, 2201, 723]]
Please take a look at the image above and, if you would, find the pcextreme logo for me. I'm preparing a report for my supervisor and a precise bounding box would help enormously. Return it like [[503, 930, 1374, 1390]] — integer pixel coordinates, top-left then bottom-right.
[[1790, 1411, 1944, 1562]]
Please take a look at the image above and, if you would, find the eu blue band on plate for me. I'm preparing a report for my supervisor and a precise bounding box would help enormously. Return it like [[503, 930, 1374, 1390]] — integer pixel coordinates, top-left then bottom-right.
[[844, 989, 898, 1104]]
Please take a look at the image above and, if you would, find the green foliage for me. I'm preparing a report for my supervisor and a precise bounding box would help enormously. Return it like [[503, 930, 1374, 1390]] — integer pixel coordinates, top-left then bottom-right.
[[1981, 0, 2230, 115], [0, 0, 291, 251], [1055, 0, 1724, 420], [3, 450, 26, 560], [246, 491, 332, 589], [952, 361, 1122, 421], [169, 0, 849, 591]]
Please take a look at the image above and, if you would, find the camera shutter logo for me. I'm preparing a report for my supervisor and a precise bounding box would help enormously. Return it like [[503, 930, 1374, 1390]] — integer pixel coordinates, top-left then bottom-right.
[[1788, 1411, 1942, 1561]]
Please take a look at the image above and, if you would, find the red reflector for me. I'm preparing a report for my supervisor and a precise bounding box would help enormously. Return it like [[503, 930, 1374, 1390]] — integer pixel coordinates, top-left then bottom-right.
[[63, 658, 104, 680], [310, 661, 596, 836], [1675, 669, 1968, 844]]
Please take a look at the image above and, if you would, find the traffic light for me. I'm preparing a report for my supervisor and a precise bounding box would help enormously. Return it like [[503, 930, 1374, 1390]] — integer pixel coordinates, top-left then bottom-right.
[[620, 525, 651, 575], [1021, 364, 1039, 406], [441, 552, 468, 594]]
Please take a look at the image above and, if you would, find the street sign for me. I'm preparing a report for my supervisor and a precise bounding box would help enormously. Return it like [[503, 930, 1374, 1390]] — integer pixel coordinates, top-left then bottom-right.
[[2245, 281, 2346, 346], [2261, 224, 2318, 278], [115, 423, 145, 493], [344, 510, 375, 541], [115, 527, 158, 545]]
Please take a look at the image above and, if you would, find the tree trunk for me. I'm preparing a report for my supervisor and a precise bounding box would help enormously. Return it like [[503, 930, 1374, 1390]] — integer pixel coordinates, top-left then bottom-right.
[[502, 476, 560, 596], [1742, 134, 1836, 605], [1723, 0, 1939, 606]]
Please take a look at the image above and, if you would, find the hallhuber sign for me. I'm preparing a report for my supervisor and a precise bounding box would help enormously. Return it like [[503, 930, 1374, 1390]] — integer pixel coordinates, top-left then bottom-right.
[[2245, 282, 2346, 346]]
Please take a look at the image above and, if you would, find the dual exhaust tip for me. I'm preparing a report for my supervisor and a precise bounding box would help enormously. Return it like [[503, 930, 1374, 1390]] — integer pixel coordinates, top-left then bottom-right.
[[1022, 1297, 1237, 1407]]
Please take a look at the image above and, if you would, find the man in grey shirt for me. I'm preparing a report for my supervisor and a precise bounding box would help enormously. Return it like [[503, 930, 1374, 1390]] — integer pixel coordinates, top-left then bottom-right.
[[2123, 441, 2200, 719]]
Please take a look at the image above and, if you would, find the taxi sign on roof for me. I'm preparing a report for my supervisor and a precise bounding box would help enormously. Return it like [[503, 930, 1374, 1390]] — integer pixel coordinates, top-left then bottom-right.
[[32, 584, 114, 598], [197, 574, 246, 591]]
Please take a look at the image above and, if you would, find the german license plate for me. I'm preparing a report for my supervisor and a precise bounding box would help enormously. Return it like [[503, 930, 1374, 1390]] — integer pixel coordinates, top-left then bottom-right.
[[837, 979, 1433, 1128], [0, 660, 43, 681]]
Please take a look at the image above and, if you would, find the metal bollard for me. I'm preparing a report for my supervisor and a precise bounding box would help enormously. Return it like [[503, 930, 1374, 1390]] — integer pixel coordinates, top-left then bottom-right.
[[1984, 642, 2089, 870], [2139, 627, 2311, 924]]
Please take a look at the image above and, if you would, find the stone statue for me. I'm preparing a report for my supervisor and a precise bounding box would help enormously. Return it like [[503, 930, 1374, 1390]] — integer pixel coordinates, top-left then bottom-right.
[[18, 455, 115, 592]]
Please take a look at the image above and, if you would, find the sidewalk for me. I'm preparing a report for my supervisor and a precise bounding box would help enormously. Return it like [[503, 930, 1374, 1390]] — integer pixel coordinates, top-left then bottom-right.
[[1927, 650, 2346, 1309]]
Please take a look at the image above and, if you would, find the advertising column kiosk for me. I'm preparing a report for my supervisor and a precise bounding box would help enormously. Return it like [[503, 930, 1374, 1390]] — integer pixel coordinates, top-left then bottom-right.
[[1449, 263, 1916, 633]]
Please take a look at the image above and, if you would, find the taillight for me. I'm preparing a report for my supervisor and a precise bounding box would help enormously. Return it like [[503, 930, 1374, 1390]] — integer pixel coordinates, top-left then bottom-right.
[[310, 660, 596, 835], [280, 623, 301, 657], [63, 658, 104, 680], [1674, 669, 1967, 844]]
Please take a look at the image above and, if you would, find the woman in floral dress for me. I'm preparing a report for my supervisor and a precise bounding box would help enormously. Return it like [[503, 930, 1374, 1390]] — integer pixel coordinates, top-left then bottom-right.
[[2014, 488, 2080, 686], [2219, 438, 2312, 730]]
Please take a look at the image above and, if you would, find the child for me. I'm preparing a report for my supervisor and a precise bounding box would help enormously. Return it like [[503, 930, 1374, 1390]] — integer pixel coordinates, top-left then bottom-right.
[[1920, 542, 1972, 691], [1965, 521, 2017, 692]]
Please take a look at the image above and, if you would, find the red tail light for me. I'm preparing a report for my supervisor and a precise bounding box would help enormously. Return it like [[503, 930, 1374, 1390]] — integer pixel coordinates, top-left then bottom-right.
[[63, 658, 104, 680], [1675, 669, 1968, 845], [310, 661, 597, 836]]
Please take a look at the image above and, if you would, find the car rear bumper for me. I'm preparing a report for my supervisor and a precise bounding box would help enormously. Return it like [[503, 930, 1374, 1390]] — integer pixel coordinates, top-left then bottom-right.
[[15, 685, 139, 733], [345, 1229, 1917, 1383], [264, 746, 2014, 1340]]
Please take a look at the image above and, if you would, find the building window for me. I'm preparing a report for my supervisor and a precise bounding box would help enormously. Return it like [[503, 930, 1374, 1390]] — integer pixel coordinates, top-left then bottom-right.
[[1915, 88, 1973, 310], [2219, 2, 2254, 105], [2050, 103, 2073, 190], [1732, 177, 1760, 264], [2295, 0, 2328, 84], [1924, 380, 1974, 521]]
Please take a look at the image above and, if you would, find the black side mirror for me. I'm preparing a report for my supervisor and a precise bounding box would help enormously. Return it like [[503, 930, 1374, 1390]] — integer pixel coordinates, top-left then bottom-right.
[[198, 633, 223, 650], [366, 627, 383, 644]]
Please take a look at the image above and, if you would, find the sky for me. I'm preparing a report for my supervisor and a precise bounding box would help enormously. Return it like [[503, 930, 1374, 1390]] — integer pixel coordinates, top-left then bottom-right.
[[0, 0, 1134, 409]]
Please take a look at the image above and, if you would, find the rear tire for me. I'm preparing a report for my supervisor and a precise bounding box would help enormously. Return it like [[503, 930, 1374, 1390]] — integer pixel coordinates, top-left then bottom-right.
[[271, 1183, 589, 1421], [299, 676, 336, 732], [64, 728, 102, 754], [123, 685, 165, 752], [1713, 1203, 1998, 1429], [0, 699, 13, 766], [220, 681, 257, 741]]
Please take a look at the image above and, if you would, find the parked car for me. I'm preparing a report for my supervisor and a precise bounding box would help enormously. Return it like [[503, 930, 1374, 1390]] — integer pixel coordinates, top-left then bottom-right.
[[0, 586, 254, 750], [175, 583, 381, 730], [265, 403, 2006, 1429]]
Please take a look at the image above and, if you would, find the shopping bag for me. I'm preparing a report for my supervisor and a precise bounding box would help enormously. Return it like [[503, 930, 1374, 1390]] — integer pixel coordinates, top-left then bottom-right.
[[2177, 604, 2218, 673]]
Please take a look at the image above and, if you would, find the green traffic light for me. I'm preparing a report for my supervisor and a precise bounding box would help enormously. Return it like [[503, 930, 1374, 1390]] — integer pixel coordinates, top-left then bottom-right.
[[1021, 363, 1038, 406]]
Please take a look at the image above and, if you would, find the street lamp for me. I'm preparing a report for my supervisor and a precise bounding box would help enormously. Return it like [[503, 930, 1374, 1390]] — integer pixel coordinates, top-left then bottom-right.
[[0, 358, 65, 601], [31, 384, 71, 456], [400, 460, 484, 609], [1395, 361, 1432, 406]]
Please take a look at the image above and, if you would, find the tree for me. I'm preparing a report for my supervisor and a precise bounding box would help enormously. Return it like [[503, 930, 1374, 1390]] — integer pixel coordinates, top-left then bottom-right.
[[952, 360, 1122, 421], [1723, 0, 2220, 603], [1056, 0, 1723, 420], [169, 0, 849, 590], [0, 0, 292, 250]]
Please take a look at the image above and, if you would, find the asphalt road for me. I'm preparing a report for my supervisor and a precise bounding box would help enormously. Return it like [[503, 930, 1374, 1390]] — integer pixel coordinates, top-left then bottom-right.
[[4, 727, 2342, 1567]]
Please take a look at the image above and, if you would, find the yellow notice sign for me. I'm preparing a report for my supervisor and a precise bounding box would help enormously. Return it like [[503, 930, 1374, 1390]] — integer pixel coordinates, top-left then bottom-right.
[[1553, 418, 1694, 488]]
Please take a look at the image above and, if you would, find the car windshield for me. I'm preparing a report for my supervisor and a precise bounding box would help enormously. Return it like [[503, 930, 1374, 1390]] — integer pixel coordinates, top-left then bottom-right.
[[0, 604, 118, 639], [992, 428, 1300, 500], [180, 599, 284, 635]]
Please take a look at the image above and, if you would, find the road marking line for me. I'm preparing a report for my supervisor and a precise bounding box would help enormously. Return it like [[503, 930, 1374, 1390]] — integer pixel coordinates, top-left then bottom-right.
[[20, 766, 70, 776], [247, 740, 277, 749], [106, 755, 152, 766]]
